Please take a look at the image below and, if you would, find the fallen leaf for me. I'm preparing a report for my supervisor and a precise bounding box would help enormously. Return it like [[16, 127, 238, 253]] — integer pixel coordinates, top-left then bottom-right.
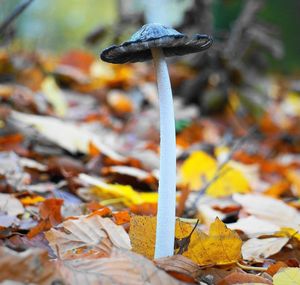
[[28, 198, 64, 238], [113, 211, 131, 225], [130, 216, 242, 266], [228, 216, 280, 237], [57, 247, 186, 285], [273, 267, 300, 285], [155, 254, 200, 280], [185, 218, 242, 265], [79, 173, 158, 206], [180, 151, 250, 197], [20, 195, 45, 206], [42, 76, 68, 117], [266, 261, 288, 276], [242, 237, 289, 262], [11, 111, 125, 161], [45, 215, 131, 259], [107, 90, 134, 115], [39, 198, 63, 225], [0, 193, 24, 216], [233, 194, 300, 229], [217, 272, 272, 285], [0, 246, 62, 284]]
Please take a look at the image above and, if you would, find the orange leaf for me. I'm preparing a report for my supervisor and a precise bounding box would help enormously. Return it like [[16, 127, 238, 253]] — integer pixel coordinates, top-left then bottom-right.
[[39, 198, 63, 226], [264, 180, 290, 197], [113, 211, 131, 225], [27, 219, 49, 239], [87, 207, 112, 218], [266, 261, 288, 276]]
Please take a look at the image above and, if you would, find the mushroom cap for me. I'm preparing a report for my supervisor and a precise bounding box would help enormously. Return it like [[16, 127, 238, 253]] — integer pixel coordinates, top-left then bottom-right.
[[100, 23, 212, 64]]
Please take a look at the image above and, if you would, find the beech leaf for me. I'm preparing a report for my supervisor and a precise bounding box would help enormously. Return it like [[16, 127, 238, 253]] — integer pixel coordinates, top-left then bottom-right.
[[129, 216, 242, 265], [45, 215, 131, 259]]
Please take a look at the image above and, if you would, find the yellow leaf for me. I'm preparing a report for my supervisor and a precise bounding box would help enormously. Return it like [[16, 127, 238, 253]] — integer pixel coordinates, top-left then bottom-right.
[[184, 217, 242, 265], [20, 196, 45, 206], [273, 268, 300, 285], [79, 174, 158, 207], [285, 170, 300, 197], [180, 151, 250, 197], [42, 76, 68, 117], [129, 216, 242, 265], [276, 227, 300, 241]]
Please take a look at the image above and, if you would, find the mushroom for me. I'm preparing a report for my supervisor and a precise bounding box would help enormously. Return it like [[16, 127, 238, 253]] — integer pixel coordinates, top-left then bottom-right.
[[101, 23, 212, 258]]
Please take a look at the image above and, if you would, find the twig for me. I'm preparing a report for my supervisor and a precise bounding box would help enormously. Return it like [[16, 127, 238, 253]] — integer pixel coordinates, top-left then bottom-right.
[[0, 0, 34, 36]]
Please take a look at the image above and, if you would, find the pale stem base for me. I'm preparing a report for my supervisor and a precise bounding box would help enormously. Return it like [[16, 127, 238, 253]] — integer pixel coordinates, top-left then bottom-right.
[[151, 47, 176, 259]]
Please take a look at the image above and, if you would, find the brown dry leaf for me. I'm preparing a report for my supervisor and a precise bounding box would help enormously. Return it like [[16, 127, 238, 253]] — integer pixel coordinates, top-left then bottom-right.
[[130, 216, 242, 266], [0, 246, 62, 284], [57, 247, 186, 285], [45, 215, 131, 259], [155, 254, 200, 280], [217, 272, 272, 285]]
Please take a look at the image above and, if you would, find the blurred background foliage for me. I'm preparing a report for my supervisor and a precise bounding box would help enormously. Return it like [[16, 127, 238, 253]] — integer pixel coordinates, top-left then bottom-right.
[[0, 0, 299, 73]]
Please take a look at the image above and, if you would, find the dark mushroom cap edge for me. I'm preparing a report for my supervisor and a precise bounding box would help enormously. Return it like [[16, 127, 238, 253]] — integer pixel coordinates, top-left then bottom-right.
[[100, 24, 213, 64]]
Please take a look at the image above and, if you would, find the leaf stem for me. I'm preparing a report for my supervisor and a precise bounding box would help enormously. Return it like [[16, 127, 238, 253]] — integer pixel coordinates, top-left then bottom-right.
[[236, 261, 267, 272]]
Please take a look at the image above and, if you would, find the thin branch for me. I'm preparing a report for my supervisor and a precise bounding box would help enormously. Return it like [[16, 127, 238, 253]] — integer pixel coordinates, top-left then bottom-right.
[[0, 0, 34, 36]]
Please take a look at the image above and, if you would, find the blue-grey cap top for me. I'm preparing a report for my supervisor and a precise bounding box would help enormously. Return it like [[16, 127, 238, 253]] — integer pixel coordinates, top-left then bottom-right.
[[100, 23, 212, 64]]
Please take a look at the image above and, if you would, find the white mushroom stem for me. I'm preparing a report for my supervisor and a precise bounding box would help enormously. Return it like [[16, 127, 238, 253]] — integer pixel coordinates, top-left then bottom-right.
[[151, 47, 176, 259]]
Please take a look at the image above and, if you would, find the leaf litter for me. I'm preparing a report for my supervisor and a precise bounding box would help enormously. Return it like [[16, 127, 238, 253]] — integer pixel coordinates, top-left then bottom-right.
[[0, 47, 300, 284]]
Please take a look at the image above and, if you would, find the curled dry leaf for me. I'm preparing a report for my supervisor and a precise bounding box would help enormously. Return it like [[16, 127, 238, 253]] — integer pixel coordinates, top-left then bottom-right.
[[129, 216, 242, 266], [242, 237, 289, 262], [45, 215, 131, 259], [0, 246, 62, 284], [57, 247, 187, 285]]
